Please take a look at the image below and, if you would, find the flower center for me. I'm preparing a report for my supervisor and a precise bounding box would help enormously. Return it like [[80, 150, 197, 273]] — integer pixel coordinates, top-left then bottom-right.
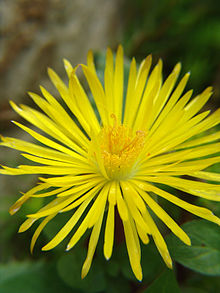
[[90, 115, 146, 180]]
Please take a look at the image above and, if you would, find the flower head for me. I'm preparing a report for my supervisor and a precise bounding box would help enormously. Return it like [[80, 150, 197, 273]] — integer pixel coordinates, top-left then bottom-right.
[[1, 45, 220, 281]]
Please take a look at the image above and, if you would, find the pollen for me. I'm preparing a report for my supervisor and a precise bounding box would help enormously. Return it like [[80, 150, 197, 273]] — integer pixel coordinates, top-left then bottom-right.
[[92, 115, 146, 180]]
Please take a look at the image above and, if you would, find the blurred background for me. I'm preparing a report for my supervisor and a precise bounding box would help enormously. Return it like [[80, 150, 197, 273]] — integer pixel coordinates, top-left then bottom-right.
[[0, 0, 220, 292]]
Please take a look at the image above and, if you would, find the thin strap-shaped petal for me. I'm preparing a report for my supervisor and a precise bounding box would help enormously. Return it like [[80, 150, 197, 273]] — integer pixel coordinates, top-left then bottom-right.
[[138, 156, 220, 175], [0, 136, 78, 164], [190, 171, 220, 182], [68, 73, 100, 133], [108, 180, 117, 205], [121, 181, 147, 214], [142, 209, 173, 269], [163, 109, 220, 153], [87, 49, 96, 73], [175, 131, 220, 150], [143, 89, 193, 150], [104, 48, 114, 115], [149, 72, 190, 134], [10, 165, 87, 176], [113, 45, 124, 122], [27, 190, 88, 219], [133, 180, 220, 225], [60, 183, 104, 212], [136, 223, 150, 244], [63, 58, 73, 78], [134, 78, 161, 131], [123, 215, 143, 281], [9, 183, 50, 215], [26, 93, 89, 148], [81, 205, 105, 279], [40, 174, 102, 187], [150, 63, 181, 127], [88, 183, 109, 228], [121, 182, 150, 233], [104, 203, 115, 260], [11, 100, 87, 151], [66, 184, 109, 251], [125, 55, 153, 127], [123, 57, 137, 124], [89, 129, 109, 179], [48, 67, 94, 133], [82, 65, 108, 126], [19, 218, 38, 233], [134, 186, 191, 245], [140, 145, 220, 171], [31, 213, 57, 253], [42, 196, 94, 251], [12, 121, 86, 160], [21, 154, 75, 167], [183, 87, 213, 120], [149, 111, 211, 156], [31, 186, 68, 198], [116, 182, 128, 221], [136, 175, 220, 191], [136, 175, 220, 201]]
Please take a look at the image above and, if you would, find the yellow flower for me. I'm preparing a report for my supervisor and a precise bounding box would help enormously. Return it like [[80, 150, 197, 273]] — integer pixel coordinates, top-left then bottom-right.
[[1, 45, 220, 281]]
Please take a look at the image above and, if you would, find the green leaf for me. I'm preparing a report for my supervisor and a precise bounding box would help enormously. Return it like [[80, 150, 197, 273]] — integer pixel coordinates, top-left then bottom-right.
[[57, 247, 106, 292], [167, 220, 220, 275], [0, 261, 73, 293], [181, 287, 207, 293], [105, 276, 131, 293], [115, 241, 165, 282], [144, 269, 180, 293]]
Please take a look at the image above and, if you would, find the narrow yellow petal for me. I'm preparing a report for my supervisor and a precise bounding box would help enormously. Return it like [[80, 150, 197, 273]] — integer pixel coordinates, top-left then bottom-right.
[[88, 184, 109, 228], [134, 181, 220, 225], [122, 184, 150, 233], [191, 171, 220, 182], [66, 184, 109, 251], [175, 131, 220, 149], [21, 154, 76, 167], [184, 87, 213, 120], [125, 55, 152, 127], [42, 197, 93, 251], [63, 58, 73, 78], [104, 203, 115, 260], [108, 181, 117, 205], [123, 57, 137, 124], [81, 206, 105, 279], [116, 183, 128, 221], [149, 72, 190, 134], [68, 73, 100, 133], [60, 184, 104, 213], [123, 217, 143, 281], [27, 193, 79, 218], [9, 183, 50, 215], [113, 45, 124, 122], [0, 136, 78, 164], [82, 65, 108, 125], [136, 187, 191, 245], [121, 181, 147, 214], [104, 48, 114, 115], [87, 50, 96, 73], [12, 121, 86, 160], [19, 218, 37, 233], [142, 209, 173, 269], [136, 224, 150, 244], [41, 174, 102, 188], [151, 63, 181, 125], [31, 214, 56, 253]]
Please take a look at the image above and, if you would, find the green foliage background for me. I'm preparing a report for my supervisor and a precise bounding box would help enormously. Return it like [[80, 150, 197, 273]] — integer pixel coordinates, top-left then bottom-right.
[[0, 0, 220, 292]]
